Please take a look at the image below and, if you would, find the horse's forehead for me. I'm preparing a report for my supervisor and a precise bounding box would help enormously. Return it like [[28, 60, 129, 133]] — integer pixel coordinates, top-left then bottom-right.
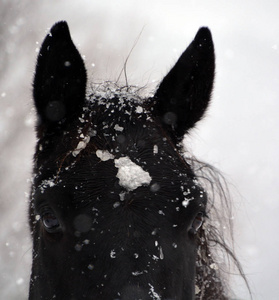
[[35, 88, 198, 201], [35, 151, 201, 212], [70, 89, 155, 155], [88, 88, 150, 125]]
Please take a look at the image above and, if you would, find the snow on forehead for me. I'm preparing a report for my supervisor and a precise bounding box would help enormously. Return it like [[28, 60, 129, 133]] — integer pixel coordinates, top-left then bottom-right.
[[95, 150, 152, 191], [89, 83, 146, 114], [115, 156, 152, 191]]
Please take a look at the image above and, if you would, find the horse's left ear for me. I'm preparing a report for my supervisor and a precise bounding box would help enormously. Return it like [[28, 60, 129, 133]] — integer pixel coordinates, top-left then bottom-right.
[[153, 27, 215, 143], [33, 21, 87, 136]]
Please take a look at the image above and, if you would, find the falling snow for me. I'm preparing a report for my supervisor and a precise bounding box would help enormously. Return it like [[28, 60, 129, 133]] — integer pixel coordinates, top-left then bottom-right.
[[2, 2, 278, 299]]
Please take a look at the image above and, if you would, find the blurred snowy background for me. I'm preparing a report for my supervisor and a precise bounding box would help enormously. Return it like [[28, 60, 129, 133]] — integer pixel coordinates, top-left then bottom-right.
[[0, 0, 278, 299]]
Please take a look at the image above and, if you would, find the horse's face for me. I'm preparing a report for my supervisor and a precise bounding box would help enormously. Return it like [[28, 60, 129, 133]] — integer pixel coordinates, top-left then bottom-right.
[[29, 22, 215, 300]]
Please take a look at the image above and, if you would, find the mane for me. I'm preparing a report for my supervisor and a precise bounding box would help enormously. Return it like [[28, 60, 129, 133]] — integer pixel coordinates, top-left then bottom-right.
[[184, 156, 251, 299]]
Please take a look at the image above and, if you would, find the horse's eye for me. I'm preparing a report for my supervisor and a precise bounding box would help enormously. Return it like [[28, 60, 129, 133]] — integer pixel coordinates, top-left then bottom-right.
[[189, 212, 204, 235], [42, 211, 60, 233]]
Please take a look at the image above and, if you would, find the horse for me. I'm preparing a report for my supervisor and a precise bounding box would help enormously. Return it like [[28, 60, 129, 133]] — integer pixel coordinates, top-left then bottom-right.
[[28, 21, 244, 299]]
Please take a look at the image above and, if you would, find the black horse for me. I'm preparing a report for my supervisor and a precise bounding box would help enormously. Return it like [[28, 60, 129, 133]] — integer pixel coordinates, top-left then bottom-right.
[[29, 21, 242, 299]]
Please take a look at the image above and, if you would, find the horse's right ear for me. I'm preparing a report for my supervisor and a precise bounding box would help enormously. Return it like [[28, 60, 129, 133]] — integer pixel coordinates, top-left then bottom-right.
[[152, 27, 215, 144], [33, 21, 87, 136]]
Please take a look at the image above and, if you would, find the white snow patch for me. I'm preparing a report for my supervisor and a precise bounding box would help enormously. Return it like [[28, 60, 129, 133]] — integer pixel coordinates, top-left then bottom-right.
[[153, 145, 158, 154], [114, 157, 152, 191], [96, 149, 115, 161], [159, 246, 164, 260], [152, 255, 159, 261], [132, 271, 144, 276], [182, 200, 189, 208], [181, 188, 195, 208], [119, 191, 126, 201], [72, 135, 90, 157], [42, 179, 55, 188], [113, 202, 120, 208], [39, 178, 58, 194], [114, 124, 124, 132], [78, 117, 85, 123], [135, 106, 143, 113], [148, 283, 161, 300], [110, 249, 116, 258]]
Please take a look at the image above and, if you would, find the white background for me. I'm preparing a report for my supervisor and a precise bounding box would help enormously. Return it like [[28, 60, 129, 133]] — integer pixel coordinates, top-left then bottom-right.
[[0, 1, 278, 299]]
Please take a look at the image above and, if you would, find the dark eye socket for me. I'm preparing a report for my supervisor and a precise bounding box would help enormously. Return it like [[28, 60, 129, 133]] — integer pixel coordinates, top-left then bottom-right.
[[41, 211, 61, 233], [189, 212, 205, 235]]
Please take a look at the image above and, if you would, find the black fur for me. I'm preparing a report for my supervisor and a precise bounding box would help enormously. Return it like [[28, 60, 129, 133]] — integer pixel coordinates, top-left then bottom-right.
[[154, 27, 215, 142], [33, 21, 87, 134], [29, 21, 232, 300]]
